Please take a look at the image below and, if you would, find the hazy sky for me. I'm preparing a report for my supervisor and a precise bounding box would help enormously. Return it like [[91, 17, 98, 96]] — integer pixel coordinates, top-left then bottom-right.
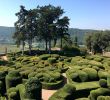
[[0, 0, 110, 30]]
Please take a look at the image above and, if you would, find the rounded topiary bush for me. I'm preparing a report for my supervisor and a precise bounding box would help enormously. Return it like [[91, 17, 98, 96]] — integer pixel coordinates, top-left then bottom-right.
[[25, 77, 42, 100], [39, 54, 50, 60], [98, 70, 109, 79], [5, 71, 22, 90], [7, 87, 20, 100], [70, 72, 80, 82], [94, 57, 103, 62], [48, 58, 56, 64], [89, 60, 103, 68], [97, 96, 110, 100], [78, 70, 88, 82], [28, 72, 37, 78], [99, 79, 107, 88], [63, 84, 76, 93], [89, 88, 110, 100], [51, 54, 60, 60], [49, 84, 76, 100], [107, 75, 110, 87], [83, 68, 98, 80]]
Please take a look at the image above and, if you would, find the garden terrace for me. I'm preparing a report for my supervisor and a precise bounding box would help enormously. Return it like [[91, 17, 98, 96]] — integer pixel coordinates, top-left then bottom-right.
[[0, 53, 110, 99]]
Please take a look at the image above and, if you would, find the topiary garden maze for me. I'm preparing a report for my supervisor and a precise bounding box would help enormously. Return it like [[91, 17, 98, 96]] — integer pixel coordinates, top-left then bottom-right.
[[0, 53, 110, 100]]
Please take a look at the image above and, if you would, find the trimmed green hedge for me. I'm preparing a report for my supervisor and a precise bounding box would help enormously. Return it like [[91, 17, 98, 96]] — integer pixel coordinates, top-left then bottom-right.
[[89, 88, 110, 100], [25, 77, 42, 100], [16, 84, 26, 100], [39, 54, 51, 60], [42, 80, 63, 90], [107, 75, 110, 87], [99, 79, 107, 88], [5, 71, 22, 90], [98, 70, 109, 79], [49, 84, 76, 100], [48, 57, 57, 64], [0, 71, 7, 95], [78, 70, 88, 82], [83, 68, 98, 80], [97, 96, 110, 100], [7, 87, 20, 100]]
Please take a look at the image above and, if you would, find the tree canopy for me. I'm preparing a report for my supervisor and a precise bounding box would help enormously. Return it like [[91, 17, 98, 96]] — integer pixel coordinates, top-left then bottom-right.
[[13, 4, 70, 54], [85, 31, 110, 54]]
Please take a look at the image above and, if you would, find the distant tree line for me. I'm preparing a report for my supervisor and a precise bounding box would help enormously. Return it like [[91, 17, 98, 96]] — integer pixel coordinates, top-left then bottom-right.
[[85, 31, 110, 54], [13, 5, 70, 55]]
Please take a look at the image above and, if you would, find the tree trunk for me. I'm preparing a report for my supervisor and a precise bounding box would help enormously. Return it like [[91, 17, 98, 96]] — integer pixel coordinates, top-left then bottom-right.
[[53, 39, 57, 47], [60, 37, 63, 49], [28, 39, 32, 55], [48, 39, 51, 54], [45, 39, 48, 51], [21, 41, 25, 55]]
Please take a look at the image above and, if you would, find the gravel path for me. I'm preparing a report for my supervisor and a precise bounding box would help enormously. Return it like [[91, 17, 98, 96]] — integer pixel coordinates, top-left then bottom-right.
[[0, 55, 8, 61]]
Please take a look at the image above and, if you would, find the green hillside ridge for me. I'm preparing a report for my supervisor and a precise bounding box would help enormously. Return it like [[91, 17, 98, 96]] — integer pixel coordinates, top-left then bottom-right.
[[0, 26, 98, 44]]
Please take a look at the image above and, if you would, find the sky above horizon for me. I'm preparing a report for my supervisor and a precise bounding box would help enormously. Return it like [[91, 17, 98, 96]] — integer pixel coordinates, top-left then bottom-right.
[[0, 0, 110, 30]]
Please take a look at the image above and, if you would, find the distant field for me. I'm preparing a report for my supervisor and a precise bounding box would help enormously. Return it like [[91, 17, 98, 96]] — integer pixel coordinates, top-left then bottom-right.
[[0, 44, 20, 53]]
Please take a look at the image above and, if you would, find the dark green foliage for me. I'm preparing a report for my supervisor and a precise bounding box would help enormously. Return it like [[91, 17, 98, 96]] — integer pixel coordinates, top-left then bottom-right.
[[99, 79, 107, 88], [25, 77, 42, 100], [0, 71, 7, 94], [79, 47, 87, 56], [89, 88, 110, 100], [48, 57, 57, 64], [0, 60, 8, 66], [0, 81, 4, 95], [49, 84, 76, 100], [62, 45, 80, 56], [6, 71, 22, 90], [73, 87, 98, 99]]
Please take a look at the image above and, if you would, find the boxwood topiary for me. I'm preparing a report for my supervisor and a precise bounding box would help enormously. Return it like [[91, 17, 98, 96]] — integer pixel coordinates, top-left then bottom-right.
[[70, 72, 80, 82], [98, 70, 109, 79], [16, 84, 26, 100], [7, 87, 20, 100], [48, 57, 56, 64], [89, 88, 110, 100], [25, 77, 42, 100], [42, 80, 63, 90], [107, 75, 110, 87], [39, 54, 50, 60], [78, 70, 88, 82], [83, 68, 98, 80], [5, 71, 22, 90], [99, 79, 107, 88], [49, 84, 76, 100], [97, 96, 110, 100], [0, 71, 7, 94]]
